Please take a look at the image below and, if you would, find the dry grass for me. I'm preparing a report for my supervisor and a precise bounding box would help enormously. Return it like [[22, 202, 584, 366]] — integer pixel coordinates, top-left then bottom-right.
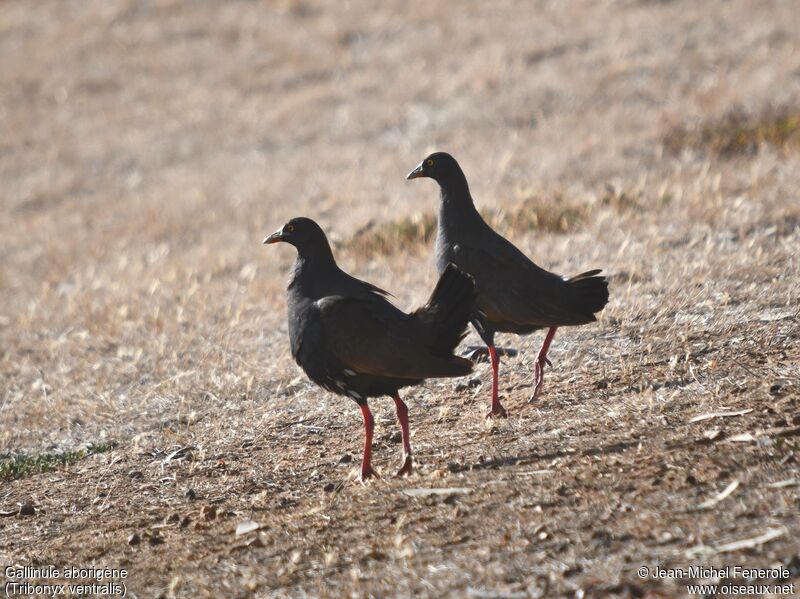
[[346, 194, 587, 255], [1, 0, 800, 597], [345, 212, 438, 255], [663, 105, 800, 157]]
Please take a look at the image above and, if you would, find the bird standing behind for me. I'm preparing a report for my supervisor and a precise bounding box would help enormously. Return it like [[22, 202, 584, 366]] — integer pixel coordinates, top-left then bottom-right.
[[407, 152, 609, 418], [264, 217, 476, 479]]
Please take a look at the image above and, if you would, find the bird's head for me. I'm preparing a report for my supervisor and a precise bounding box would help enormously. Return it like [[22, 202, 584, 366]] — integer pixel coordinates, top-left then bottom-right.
[[263, 217, 329, 251], [406, 152, 464, 186]]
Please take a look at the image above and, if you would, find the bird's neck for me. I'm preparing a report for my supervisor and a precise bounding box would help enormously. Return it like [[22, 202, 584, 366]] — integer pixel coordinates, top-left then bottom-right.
[[438, 168, 471, 203], [439, 178, 483, 230], [289, 244, 338, 295], [301, 241, 336, 265]]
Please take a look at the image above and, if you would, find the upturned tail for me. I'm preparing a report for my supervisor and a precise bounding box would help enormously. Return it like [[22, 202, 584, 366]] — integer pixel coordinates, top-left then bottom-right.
[[567, 269, 609, 318], [413, 263, 476, 371]]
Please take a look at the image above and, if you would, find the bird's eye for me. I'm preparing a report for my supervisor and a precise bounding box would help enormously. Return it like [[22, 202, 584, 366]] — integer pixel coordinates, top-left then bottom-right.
[[427, 159, 434, 166], [285, 224, 294, 233]]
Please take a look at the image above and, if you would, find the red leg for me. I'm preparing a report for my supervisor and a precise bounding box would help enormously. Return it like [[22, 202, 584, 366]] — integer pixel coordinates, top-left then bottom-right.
[[359, 403, 377, 480], [392, 394, 413, 476], [531, 327, 557, 401], [486, 345, 507, 418]]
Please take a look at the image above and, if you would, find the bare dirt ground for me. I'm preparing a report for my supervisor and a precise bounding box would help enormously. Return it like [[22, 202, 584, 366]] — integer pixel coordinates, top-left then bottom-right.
[[1, 0, 799, 597]]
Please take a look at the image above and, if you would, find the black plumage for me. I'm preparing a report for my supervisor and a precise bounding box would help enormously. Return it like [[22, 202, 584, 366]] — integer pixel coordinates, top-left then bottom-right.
[[264, 217, 476, 478], [408, 152, 609, 417]]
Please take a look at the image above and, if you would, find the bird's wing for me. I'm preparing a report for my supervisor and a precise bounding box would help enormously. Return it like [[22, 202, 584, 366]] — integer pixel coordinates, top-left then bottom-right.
[[315, 295, 456, 380], [452, 240, 584, 327]]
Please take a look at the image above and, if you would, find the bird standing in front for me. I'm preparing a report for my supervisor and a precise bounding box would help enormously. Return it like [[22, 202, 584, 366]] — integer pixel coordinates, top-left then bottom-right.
[[407, 152, 609, 418], [264, 217, 476, 479]]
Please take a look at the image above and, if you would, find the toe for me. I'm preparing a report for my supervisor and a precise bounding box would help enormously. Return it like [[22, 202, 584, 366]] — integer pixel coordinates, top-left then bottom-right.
[[485, 405, 508, 419], [361, 467, 378, 481], [395, 456, 413, 477]]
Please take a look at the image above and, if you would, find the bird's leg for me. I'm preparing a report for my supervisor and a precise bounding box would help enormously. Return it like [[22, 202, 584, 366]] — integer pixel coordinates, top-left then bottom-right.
[[392, 394, 413, 476], [359, 403, 377, 480], [530, 327, 557, 401], [486, 345, 508, 418]]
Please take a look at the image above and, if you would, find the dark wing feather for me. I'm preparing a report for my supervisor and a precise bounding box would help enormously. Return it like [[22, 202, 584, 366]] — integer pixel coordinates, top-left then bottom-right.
[[316, 295, 468, 380], [453, 239, 595, 328], [335, 268, 393, 299]]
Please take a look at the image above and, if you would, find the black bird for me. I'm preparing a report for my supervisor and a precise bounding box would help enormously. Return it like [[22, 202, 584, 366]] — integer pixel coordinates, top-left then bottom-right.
[[264, 217, 476, 479], [407, 152, 609, 418]]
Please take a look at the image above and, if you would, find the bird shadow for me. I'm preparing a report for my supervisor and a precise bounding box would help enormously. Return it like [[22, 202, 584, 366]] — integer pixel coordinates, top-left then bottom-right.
[[447, 439, 641, 473]]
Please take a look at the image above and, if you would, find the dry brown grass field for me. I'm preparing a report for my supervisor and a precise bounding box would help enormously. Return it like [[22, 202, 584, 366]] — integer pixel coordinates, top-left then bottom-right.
[[1, 0, 799, 597]]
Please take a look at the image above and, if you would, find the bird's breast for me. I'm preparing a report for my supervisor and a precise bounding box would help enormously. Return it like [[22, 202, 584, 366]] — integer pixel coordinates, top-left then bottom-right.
[[286, 293, 314, 358]]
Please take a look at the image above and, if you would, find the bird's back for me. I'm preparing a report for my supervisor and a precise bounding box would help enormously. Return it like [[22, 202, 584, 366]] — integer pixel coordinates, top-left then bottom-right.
[[438, 199, 604, 332], [288, 256, 472, 399]]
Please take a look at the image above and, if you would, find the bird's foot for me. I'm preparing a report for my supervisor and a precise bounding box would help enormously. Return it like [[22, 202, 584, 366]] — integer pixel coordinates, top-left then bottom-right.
[[528, 356, 552, 402], [395, 455, 413, 477], [485, 402, 508, 419], [463, 346, 519, 363], [360, 465, 379, 481]]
